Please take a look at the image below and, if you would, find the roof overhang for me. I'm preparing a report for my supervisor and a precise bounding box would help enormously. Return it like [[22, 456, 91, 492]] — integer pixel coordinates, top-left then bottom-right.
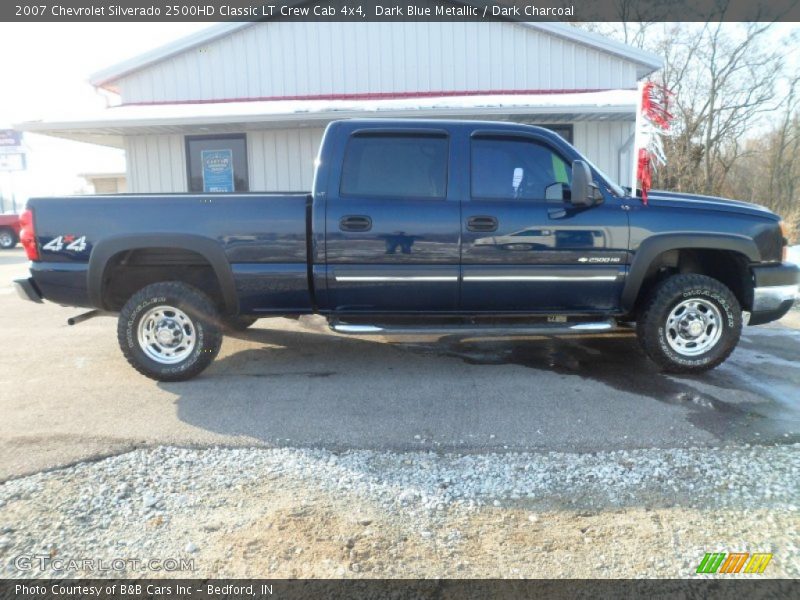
[[16, 90, 638, 148], [80, 172, 126, 179]]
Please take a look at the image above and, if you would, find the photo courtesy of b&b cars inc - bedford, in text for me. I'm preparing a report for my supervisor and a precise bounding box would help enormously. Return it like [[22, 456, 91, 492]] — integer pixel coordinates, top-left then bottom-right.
[[0, 1, 799, 599]]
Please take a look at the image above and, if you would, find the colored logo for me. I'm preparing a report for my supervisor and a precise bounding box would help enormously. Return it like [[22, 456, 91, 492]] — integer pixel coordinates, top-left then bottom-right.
[[696, 552, 773, 574]]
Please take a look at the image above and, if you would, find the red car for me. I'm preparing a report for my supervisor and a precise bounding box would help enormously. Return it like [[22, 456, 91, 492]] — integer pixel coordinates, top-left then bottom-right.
[[0, 213, 21, 249]]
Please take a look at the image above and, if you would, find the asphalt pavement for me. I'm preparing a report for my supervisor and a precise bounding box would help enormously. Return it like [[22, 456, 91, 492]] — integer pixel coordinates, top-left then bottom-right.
[[1, 248, 799, 480]]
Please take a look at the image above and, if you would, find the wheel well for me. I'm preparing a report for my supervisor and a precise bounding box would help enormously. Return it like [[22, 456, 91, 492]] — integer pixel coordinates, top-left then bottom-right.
[[101, 247, 225, 312], [635, 248, 753, 311]]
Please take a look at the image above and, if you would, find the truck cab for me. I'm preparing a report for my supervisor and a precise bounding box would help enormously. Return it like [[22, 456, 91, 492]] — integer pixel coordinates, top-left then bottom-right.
[[314, 120, 629, 315]]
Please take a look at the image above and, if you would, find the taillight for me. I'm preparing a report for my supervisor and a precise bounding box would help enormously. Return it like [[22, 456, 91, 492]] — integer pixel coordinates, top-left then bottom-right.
[[19, 209, 39, 261]]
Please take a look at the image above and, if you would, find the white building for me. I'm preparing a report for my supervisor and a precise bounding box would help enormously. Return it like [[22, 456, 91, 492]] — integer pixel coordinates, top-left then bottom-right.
[[80, 172, 127, 194], [19, 20, 662, 194]]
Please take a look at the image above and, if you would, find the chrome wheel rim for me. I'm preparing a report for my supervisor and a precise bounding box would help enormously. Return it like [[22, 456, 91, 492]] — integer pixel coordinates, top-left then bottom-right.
[[137, 305, 196, 364], [0, 232, 12, 247], [665, 298, 723, 357]]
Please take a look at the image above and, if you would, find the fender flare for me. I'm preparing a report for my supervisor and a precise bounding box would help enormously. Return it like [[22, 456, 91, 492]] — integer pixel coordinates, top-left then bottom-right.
[[620, 233, 760, 311], [87, 233, 238, 314]]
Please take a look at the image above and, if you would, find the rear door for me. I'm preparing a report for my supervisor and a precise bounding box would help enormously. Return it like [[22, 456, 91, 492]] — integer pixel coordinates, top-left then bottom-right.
[[460, 131, 628, 312], [324, 127, 461, 313]]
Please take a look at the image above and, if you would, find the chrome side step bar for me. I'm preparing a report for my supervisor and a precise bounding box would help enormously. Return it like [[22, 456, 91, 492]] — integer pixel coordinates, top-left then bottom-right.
[[330, 319, 617, 336]]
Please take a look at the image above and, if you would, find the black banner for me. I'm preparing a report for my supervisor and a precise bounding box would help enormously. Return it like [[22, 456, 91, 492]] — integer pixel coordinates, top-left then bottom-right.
[[3, 0, 800, 22], [3, 579, 800, 599]]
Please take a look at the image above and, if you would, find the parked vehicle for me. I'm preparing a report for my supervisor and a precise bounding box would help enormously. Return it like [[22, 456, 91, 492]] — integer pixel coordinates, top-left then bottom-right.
[[14, 120, 800, 380], [0, 213, 21, 249]]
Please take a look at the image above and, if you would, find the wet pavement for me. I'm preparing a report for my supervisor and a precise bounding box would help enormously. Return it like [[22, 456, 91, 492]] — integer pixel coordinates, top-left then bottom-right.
[[429, 329, 800, 444]]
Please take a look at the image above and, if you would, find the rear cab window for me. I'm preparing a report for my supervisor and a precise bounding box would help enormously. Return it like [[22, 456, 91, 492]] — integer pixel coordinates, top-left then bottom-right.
[[340, 133, 449, 199]]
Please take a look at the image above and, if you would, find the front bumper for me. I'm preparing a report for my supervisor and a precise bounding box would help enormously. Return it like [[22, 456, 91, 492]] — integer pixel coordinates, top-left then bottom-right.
[[753, 284, 798, 312], [748, 262, 800, 325], [13, 277, 43, 303]]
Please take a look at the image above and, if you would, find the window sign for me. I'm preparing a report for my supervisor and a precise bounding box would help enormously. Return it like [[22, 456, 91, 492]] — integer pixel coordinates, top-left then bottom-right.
[[201, 149, 234, 193]]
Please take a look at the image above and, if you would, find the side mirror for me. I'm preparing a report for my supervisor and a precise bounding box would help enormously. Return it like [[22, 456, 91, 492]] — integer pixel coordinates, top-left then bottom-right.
[[570, 160, 600, 207]]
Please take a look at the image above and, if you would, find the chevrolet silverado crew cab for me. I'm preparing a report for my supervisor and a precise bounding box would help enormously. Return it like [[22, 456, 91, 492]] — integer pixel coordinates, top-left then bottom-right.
[[14, 119, 800, 381]]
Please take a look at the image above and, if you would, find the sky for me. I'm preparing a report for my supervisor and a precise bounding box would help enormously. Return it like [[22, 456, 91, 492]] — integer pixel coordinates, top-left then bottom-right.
[[0, 22, 209, 210], [0, 21, 797, 210]]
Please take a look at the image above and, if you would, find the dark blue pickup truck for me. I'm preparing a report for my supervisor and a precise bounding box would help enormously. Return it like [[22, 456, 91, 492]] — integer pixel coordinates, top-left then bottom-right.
[[14, 119, 800, 380]]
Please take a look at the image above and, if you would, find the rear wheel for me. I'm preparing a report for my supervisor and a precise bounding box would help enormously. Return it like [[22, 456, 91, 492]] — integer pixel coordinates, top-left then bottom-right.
[[636, 274, 742, 373], [0, 228, 17, 249], [117, 282, 222, 381]]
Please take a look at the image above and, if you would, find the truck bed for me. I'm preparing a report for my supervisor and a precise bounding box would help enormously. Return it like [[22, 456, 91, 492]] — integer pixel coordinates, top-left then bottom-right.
[[27, 192, 313, 313]]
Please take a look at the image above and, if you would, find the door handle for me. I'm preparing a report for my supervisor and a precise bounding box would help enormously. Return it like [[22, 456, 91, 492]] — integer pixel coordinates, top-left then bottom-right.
[[467, 215, 498, 232], [339, 215, 372, 232]]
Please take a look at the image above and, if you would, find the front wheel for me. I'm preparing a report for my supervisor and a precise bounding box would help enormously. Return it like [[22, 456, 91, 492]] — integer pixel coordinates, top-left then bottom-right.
[[0, 228, 18, 249], [117, 282, 222, 381], [636, 274, 742, 373]]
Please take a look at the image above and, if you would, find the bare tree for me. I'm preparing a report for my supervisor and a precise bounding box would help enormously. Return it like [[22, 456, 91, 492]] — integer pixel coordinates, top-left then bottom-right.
[[573, 21, 799, 231], [575, 21, 656, 49], [766, 76, 800, 213], [725, 74, 800, 239], [655, 22, 783, 195]]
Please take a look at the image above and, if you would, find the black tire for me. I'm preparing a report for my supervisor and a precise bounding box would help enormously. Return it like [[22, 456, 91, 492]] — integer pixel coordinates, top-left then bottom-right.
[[0, 228, 17, 249], [117, 282, 222, 382], [221, 315, 258, 332], [636, 274, 742, 374]]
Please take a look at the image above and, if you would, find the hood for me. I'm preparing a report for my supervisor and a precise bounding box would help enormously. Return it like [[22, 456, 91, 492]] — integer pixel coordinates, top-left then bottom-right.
[[643, 190, 777, 220]]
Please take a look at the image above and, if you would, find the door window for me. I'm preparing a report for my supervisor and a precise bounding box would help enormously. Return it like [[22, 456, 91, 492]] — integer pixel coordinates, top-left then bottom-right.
[[340, 134, 448, 199], [471, 137, 570, 201]]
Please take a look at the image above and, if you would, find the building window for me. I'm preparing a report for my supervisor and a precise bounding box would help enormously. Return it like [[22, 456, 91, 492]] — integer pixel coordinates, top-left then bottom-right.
[[340, 133, 449, 199], [471, 136, 571, 201], [186, 134, 249, 193]]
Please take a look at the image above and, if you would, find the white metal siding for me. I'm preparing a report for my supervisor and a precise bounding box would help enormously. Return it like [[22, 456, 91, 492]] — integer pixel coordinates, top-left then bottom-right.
[[91, 177, 125, 194], [573, 121, 635, 188], [248, 127, 325, 191], [125, 134, 186, 193], [116, 21, 639, 104]]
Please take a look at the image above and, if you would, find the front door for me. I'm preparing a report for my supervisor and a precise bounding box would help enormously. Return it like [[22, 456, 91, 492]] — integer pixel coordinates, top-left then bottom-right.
[[325, 129, 460, 313], [460, 132, 629, 313]]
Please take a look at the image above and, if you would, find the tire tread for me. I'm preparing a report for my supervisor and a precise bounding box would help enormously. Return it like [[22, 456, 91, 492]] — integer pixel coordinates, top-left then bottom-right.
[[636, 274, 741, 374], [116, 281, 222, 381]]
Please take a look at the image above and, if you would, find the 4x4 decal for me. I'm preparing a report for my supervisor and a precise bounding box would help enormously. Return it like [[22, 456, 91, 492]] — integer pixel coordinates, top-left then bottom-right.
[[42, 235, 87, 253]]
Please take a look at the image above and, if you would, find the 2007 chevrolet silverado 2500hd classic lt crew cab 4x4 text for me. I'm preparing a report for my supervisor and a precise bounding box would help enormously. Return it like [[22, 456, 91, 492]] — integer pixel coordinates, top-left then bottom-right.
[[14, 120, 800, 381]]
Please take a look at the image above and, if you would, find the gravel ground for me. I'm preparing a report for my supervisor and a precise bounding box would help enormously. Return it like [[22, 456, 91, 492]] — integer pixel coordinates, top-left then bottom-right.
[[1, 443, 797, 578]]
